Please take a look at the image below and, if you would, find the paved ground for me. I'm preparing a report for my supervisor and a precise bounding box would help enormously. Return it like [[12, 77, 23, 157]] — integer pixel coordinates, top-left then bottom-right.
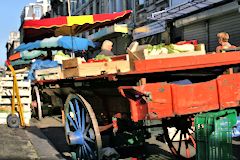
[[0, 124, 63, 160], [2, 115, 240, 160]]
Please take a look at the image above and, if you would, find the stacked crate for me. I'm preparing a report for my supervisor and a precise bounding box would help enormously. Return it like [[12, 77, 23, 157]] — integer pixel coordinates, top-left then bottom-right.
[[35, 66, 63, 80], [62, 56, 130, 78], [0, 73, 32, 126], [195, 109, 237, 160]]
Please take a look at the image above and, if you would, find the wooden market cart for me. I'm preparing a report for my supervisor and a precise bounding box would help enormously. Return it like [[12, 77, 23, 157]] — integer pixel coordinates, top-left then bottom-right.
[[30, 50, 240, 159]]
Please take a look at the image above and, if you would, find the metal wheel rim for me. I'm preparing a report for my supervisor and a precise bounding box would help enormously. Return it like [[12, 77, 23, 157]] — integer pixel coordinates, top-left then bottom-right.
[[33, 86, 42, 120], [64, 94, 102, 160], [162, 116, 196, 160], [7, 114, 20, 128]]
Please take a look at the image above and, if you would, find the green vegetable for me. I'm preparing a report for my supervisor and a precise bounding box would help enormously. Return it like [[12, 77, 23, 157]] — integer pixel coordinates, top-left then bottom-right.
[[95, 55, 112, 61]]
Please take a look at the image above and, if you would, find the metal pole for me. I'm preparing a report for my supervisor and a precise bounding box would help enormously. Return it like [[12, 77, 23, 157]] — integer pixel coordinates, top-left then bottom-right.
[[67, 0, 75, 57], [67, 0, 71, 16]]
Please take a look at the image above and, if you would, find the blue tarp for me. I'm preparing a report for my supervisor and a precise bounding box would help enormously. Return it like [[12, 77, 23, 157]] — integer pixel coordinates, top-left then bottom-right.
[[15, 36, 95, 52]]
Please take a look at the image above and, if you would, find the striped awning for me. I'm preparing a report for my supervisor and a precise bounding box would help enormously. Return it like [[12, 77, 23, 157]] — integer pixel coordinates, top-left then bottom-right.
[[23, 10, 132, 43]]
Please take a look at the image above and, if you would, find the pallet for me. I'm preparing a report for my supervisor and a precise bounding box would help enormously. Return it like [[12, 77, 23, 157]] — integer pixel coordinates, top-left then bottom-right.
[[35, 66, 63, 80], [0, 88, 31, 97], [0, 72, 32, 123], [0, 97, 32, 105], [0, 80, 31, 88], [0, 112, 31, 126], [0, 104, 31, 112]]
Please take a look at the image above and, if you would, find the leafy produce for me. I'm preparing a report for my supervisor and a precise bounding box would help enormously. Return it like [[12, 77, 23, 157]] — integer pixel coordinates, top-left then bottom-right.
[[95, 54, 112, 62], [144, 43, 195, 56]]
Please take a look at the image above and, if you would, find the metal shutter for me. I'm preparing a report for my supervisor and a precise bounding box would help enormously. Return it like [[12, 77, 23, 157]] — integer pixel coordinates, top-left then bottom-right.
[[209, 12, 240, 52], [183, 22, 207, 47]]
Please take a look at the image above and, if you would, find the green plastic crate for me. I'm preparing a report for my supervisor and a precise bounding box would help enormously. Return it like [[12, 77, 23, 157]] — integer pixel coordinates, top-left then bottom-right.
[[195, 109, 237, 160]]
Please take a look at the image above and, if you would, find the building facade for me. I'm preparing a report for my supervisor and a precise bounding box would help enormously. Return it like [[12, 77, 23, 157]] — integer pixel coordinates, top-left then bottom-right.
[[6, 32, 20, 59], [172, 0, 240, 52], [19, 0, 51, 42]]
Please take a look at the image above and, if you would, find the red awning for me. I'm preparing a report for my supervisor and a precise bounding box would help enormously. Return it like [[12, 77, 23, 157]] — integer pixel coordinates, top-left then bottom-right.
[[23, 10, 132, 43]]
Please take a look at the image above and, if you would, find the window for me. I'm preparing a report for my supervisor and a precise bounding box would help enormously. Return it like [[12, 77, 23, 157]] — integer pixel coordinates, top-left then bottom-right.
[[139, 0, 145, 5], [138, 0, 145, 10], [96, 1, 100, 13], [127, 1, 132, 10], [171, 0, 188, 7], [33, 6, 42, 18], [90, 5, 93, 14]]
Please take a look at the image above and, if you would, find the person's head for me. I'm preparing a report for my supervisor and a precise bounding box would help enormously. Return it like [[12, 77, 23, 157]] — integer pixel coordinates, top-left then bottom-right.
[[217, 32, 229, 45], [101, 40, 113, 51]]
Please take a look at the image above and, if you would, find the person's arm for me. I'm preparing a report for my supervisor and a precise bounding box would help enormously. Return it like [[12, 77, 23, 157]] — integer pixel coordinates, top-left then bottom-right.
[[216, 46, 222, 53]]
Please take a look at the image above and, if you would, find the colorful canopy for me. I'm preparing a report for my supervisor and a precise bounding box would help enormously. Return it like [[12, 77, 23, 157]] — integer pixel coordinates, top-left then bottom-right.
[[15, 36, 95, 52], [23, 10, 132, 42], [9, 50, 48, 61]]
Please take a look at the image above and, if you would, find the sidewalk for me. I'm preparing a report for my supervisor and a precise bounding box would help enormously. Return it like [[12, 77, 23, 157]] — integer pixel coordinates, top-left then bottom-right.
[[0, 124, 63, 160]]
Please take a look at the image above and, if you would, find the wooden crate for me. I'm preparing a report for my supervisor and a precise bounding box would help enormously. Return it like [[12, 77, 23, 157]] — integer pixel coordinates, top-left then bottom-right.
[[62, 57, 84, 69], [144, 44, 206, 60], [127, 44, 206, 70], [63, 62, 106, 78], [35, 66, 63, 80], [104, 60, 130, 74]]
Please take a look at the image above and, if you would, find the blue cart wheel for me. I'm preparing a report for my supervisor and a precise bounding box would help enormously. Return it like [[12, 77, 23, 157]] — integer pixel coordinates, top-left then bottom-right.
[[64, 94, 102, 160], [7, 114, 20, 128]]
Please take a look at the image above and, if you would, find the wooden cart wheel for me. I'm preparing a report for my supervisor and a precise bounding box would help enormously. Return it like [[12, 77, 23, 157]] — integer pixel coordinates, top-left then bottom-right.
[[162, 115, 196, 160], [32, 86, 42, 120], [64, 94, 102, 160]]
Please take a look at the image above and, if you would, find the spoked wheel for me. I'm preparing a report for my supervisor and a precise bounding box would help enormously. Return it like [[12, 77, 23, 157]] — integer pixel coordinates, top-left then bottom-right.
[[162, 115, 196, 160], [32, 86, 42, 120], [64, 94, 102, 160]]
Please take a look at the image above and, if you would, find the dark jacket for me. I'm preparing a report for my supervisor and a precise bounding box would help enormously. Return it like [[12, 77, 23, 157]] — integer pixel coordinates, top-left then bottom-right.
[[98, 50, 114, 56]]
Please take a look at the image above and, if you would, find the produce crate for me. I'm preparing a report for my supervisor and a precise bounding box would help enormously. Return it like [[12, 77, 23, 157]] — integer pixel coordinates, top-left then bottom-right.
[[63, 62, 106, 78], [144, 44, 206, 60], [127, 43, 205, 70], [63, 57, 130, 78], [104, 60, 130, 74], [35, 66, 63, 80], [195, 109, 237, 160]]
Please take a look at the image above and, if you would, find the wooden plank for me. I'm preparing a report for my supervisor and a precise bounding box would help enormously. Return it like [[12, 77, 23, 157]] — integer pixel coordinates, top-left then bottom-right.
[[0, 97, 32, 105], [0, 81, 31, 88], [5, 67, 28, 74], [0, 104, 31, 112], [1, 74, 28, 81], [0, 88, 31, 97], [62, 57, 84, 69]]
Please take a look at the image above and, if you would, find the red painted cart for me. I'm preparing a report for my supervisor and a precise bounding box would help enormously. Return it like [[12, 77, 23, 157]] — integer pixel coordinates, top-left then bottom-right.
[[32, 51, 240, 159]]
